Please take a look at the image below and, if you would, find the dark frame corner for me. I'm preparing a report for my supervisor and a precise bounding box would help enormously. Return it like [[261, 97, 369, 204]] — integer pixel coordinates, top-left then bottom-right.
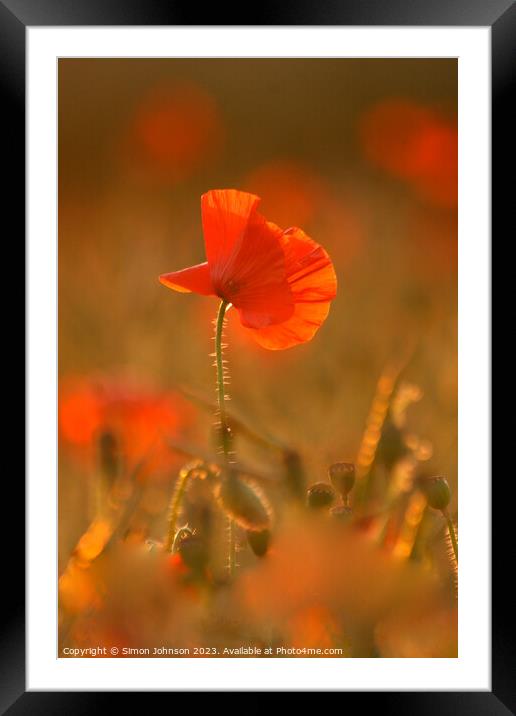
[[5, 0, 510, 712]]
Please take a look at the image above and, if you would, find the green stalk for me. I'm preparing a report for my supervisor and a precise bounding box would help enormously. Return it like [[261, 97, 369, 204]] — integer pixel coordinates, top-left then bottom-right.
[[228, 517, 236, 575], [164, 466, 191, 552], [214, 299, 236, 576], [215, 299, 230, 442], [443, 510, 458, 564]]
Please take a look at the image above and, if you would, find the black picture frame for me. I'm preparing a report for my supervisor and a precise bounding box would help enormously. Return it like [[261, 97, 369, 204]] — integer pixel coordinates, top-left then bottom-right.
[[4, 0, 508, 710]]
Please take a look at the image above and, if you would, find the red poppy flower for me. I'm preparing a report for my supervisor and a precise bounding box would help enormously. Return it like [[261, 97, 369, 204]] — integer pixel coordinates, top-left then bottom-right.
[[159, 189, 337, 350], [129, 83, 224, 181], [359, 100, 457, 208], [59, 376, 195, 480]]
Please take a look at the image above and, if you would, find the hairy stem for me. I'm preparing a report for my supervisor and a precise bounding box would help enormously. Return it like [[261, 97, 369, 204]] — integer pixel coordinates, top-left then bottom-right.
[[214, 299, 236, 576], [215, 299, 230, 443], [228, 517, 236, 575], [164, 466, 191, 552], [443, 510, 458, 564]]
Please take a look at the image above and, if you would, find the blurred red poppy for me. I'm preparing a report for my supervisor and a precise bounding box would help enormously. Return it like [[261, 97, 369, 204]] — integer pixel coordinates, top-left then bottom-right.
[[359, 99, 457, 208], [244, 160, 325, 228], [59, 376, 194, 478], [128, 83, 223, 181], [159, 189, 337, 350]]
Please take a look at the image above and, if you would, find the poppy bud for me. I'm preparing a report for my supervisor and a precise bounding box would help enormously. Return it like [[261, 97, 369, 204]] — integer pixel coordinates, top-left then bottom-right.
[[420, 476, 451, 511], [307, 482, 336, 509], [172, 525, 195, 552], [247, 528, 270, 557], [97, 430, 120, 485], [376, 421, 408, 470], [328, 462, 355, 499], [330, 505, 353, 522], [177, 534, 208, 572], [215, 474, 272, 531], [282, 449, 306, 500]]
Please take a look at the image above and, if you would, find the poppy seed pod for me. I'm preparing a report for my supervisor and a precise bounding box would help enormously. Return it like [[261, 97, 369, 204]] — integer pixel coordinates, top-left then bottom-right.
[[247, 528, 271, 557], [330, 505, 353, 522], [215, 475, 272, 531], [328, 462, 356, 498], [421, 476, 451, 511], [307, 482, 336, 509]]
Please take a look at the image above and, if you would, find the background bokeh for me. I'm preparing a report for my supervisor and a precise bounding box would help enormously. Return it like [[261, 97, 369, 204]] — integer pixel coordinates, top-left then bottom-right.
[[58, 59, 457, 637]]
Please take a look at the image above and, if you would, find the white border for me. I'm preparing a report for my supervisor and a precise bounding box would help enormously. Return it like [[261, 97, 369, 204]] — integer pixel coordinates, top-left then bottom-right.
[[27, 27, 490, 691]]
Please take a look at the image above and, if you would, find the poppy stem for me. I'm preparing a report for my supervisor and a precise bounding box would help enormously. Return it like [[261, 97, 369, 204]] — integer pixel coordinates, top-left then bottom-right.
[[164, 464, 192, 552], [214, 299, 236, 577], [215, 299, 230, 444], [228, 516, 236, 575], [443, 509, 458, 564]]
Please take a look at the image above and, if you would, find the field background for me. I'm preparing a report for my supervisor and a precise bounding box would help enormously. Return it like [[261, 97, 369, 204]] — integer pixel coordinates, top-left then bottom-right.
[[58, 58, 457, 580]]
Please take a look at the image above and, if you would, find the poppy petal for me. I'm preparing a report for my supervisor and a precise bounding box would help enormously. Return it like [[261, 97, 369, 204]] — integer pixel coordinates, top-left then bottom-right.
[[159, 262, 214, 295], [243, 301, 332, 350], [228, 218, 294, 328], [201, 189, 261, 284], [281, 227, 337, 300], [243, 227, 337, 349]]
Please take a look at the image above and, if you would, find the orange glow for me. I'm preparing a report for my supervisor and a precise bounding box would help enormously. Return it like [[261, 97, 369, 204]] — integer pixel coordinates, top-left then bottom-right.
[[75, 519, 114, 564], [288, 605, 337, 650], [59, 562, 102, 614]]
